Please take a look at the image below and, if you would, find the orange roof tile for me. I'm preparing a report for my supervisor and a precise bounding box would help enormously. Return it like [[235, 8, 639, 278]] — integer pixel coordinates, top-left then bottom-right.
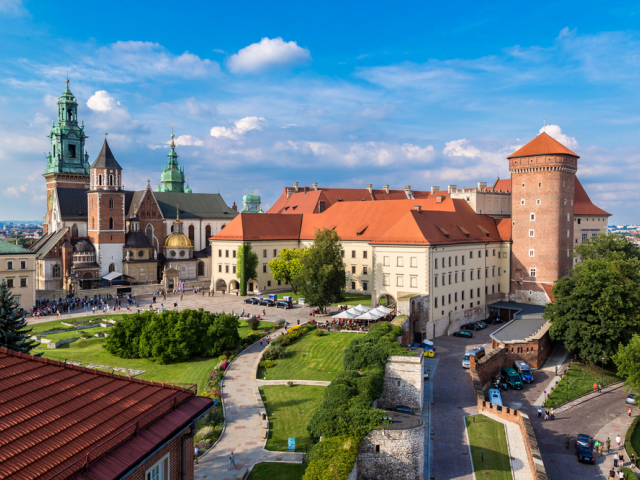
[[574, 177, 611, 216], [212, 213, 303, 241], [495, 218, 512, 241], [493, 179, 511, 192], [542, 284, 555, 304], [508, 132, 579, 159], [0, 347, 211, 479]]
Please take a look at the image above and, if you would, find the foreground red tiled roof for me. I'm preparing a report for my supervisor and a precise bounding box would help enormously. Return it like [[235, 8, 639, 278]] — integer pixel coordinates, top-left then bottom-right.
[[574, 178, 611, 216], [0, 347, 211, 479], [495, 218, 512, 241], [508, 132, 579, 159], [212, 213, 303, 241], [542, 284, 555, 304]]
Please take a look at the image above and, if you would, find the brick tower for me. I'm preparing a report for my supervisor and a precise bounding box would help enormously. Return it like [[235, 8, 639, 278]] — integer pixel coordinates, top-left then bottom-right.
[[508, 132, 579, 304], [43, 77, 91, 233], [87, 139, 125, 276]]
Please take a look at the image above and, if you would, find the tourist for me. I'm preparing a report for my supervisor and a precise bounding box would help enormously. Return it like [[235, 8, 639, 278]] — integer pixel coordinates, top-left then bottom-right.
[[609, 468, 615, 480], [550, 408, 555, 420], [607, 437, 611, 453], [228, 451, 237, 470], [617, 435, 622, 448], [614, 452, 619, 468], [194, 445, 199, 464], [538, 408, 542, 419], [619, 469, 625, 479], [594, 383, 598, 393]]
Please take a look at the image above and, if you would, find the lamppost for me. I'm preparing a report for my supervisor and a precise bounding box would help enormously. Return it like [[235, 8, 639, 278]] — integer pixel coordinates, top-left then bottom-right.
[[601, 357, 606, 389]]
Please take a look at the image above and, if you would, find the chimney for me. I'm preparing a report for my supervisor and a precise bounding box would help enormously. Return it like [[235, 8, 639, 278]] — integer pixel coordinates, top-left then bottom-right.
[[431, 185, 440, 194], [447, 185, 457, 194], [436, 195, 445, 204], [478, 182, 487, 190], [383, 185, 389, 194], [404, 185, 412, 199], [366, 184, 373, 195], [293, 182, 299, 192], [312, 182, 318, 191], [286, 188, 293, 199], [232, 201, 237, 211], [414, 205, 422, 212]]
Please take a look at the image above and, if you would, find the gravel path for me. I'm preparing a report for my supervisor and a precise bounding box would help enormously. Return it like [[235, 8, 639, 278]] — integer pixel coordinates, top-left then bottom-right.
[[482, 411, 534, 480]]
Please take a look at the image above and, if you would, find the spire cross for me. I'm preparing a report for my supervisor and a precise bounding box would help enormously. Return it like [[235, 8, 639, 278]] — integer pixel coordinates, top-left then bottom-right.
[[176, 204, 179, 220], [66, 72, 69, 84]]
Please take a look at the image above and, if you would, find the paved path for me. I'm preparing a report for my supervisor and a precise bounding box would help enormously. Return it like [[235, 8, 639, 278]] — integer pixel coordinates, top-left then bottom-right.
[[195, 327, 306, 480], [594, 410, 639, 478], [533, 346, 572, 407], [554, 382, 625, 414], [256, 379, 330, 386], [482, 411, 533, 480]]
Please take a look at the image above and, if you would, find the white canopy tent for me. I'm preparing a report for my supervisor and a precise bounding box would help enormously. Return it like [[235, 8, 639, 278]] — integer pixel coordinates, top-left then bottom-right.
[[345, 304, 372, 315], [355, 310, 384, 321], [368, 306, 392, 317], [332, 310, 358, 319]]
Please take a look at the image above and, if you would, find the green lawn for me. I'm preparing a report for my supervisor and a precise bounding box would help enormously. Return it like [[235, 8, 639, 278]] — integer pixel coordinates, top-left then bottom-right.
[[247, 462, 306, 480], [261, 385, 324, 453], [465, 415, 512, 480], [30, 314, 125, 334], [544, 363, 622, 408], [238, 320, 273, 339], [259, 331, 359, 382], [265, 291, 381, 307]]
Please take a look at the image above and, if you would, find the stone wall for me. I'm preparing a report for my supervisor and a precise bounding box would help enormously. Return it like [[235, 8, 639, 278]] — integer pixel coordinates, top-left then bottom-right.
[[357, 418, 424, 480], [377, 354, 424, 413], [431, 303, 488, 339]]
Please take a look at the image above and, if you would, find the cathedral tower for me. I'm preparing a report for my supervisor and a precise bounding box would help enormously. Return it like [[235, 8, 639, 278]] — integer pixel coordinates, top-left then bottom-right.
[[508, 132, 578, 304], [156, 129, 186, 192], [87, 139, 125, 276], [43, 77, 90, 232]]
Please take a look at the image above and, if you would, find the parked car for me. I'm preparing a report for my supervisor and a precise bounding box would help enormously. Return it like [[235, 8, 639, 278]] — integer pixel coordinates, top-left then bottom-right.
[[453, 331, 473, 338], [576, 446, 595, 464], [462, 346, 486, 368], [474, 321, 487, 329], [486, 317, 504, 325], [575, 434, 593, 451], [259, 299, 276, 307], [391, 406, 414, 415], [244, 297, 260, 304], [626, 394, 638, 405], [461, 323, 481, 331], [499, 367, 523, 389], [513, 360, 534, 383], [488, 388, 503, 407], [276, 301, 293, 309]]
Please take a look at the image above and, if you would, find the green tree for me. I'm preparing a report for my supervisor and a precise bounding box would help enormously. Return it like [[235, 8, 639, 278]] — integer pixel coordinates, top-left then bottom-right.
[[236, 242, 258, 296], [298, 228, 346, 310], [546, 236, 640, 365], [0, 280, 37, 353], [614, 334, 640, 391], [267, 248, 307, 294]]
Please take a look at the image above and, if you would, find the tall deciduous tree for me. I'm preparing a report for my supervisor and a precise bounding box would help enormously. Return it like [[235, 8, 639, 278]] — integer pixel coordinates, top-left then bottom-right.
[[546, 235, 640, 365], [236, 242, 259, 296], [268, 248, 307, 294], [614, 334, 640, 391], [0, 280, 37, 353], [298, 228, 346, 310]]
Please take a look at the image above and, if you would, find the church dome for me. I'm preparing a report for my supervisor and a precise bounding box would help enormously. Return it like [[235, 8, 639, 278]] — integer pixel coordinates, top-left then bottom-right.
[[243, 187, 260, 203], [185, 184, 193, 193], [164, 233, 193, 248]]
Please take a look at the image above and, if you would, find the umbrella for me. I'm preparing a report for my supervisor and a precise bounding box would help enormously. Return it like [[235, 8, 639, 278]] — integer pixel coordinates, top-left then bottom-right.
[[332, 311, 358, 319], [372, 305, 393, 314], [356, 310, 384, 321], [368, 306, 392, 317], [345, 304, 372, 315]]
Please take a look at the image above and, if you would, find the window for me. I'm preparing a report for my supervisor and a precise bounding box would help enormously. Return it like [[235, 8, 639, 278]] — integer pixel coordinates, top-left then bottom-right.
[[592, 232, 598, 239], [363, 251, 368, 259], [470, 270, 474, 280], [205, 225, 211, 239], [577, 218, 582, 225], [567, 268, 571, 276], [462, 290, 465, 300], [455, 256, 458, 266], [582, 232, 588, 243], [435, 297, 438, 308], [567, 230, 570, 237], [462, 271, 465, 282], [529, 249, 534, 257], [397, 257, 403, 267], [263, 249, 267, 258], [498, 283, 501, 292], [352, 250, 356, 258], [6, 261, 12, 270], [218, 249, 222, 257], [109, 217, 114, 230], [146, 224, 154, 246], [267, 280, 271, 287], [273, 249, 277, 257], [435, 258, 438, 269], [530, 268, 536, 277], [108, 263, 115, 273], [520, 199, 525, 205], [538, 182, 541, 187], [397, 276, 403, 287], [529, 229, 534, 237], [198, 261, 205, 276], [20, 261, 25, 269], [448, 273, 451, 284], [448, 256, 452, 267], [351, 265, 356, 274], [477, 287, 480, 297], [233, 250, 236, 258], [477, 268, 481, 279], [564, 199, 567, 205], [225, 265, 229, 273], [351, 281, 356, 290], [363, 282, 368, 291], [442, 273, 445, 285], [470, 251, 473, 259], [146, 452, 169, 480], [109, 174, 114, 186], [442, 295, 445, 306], [498, 267, 501, 276], [485, 268, 488, 278], [363, 266, 368, 275], [522, 183, 525, 188], [530, 213, 535, 221], [454, 272, 458, 283], [225, 250, 229, 258], [536, 199, 541, 205], [492, 249, 495, 256], [567, 213, 570, 221], [218, 265, 222, 273], [233, 265, 237, 274], [486, 249, 488, 257], [410, 276, 417, 288], [462, 255, 465, 265], [98, 174, 103, 186], [383, 256, 390, 266], [411, 257, 417, 267], [454, 292, 458, 302], [448, 294, 451, 304], [434, 276, 438, 287], [278, 280, 281, 285], [6, 279, 13, 288], [383, 274, 390, 286], [52, 265, 60, 277], [109, 198, 114, 209], [470, 289, 473, 299], [492, 284, 495, 294], [263, 264, 267, 273], [478, 250, 482, 257], [492, 266, 495, 276], [567, 249, 570, 257]]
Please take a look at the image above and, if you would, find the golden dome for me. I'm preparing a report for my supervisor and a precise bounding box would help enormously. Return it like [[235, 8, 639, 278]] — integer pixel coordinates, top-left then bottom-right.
[[164, 233, 193, 248]]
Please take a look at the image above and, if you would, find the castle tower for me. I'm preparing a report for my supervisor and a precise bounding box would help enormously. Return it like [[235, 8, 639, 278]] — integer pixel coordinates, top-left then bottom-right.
[[156, 129, 186, 192], [508, 132, 579, 304], [87, 139, 125, 276], [240, 187, 264, 213], [43, 77, 90, 233]]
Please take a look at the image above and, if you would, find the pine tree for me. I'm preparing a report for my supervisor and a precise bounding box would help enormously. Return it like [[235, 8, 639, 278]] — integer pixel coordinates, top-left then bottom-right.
[[0, 280, 37, 353]]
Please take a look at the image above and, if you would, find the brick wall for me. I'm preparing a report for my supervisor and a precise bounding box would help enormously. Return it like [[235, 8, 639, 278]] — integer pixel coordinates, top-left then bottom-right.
[[126, 428, 194, 480], [377, 354, 424, 413]]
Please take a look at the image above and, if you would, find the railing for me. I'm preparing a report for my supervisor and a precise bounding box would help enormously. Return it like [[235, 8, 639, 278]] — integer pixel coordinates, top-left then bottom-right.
[[48, 384, 197, 480]]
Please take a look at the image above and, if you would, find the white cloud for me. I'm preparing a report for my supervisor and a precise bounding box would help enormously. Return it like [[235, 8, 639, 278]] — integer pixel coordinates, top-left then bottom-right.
[[87, 90, 120, 112], [4, 183, 28, 197], [171, 135, 204, 147], [443, 139, 482, 159], [0, 0, 27, 17], [227, 37, 311, 74], [539, 124, 578, 149], [402, 143, 435, 161], [210, 116, 266, 140]]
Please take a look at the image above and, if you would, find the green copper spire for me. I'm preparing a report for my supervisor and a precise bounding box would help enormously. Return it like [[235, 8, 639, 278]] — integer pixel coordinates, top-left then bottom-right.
[[157, 128, 186, 192], [241, 186, 263, 213], [45, 76, 90, 175]]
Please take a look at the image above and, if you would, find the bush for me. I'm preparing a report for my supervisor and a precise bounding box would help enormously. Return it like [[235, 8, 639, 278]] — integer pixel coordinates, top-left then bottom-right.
[[104, 309, 240, 363], [195, 425, 215, 442], [264, 343, 285, 360], [203, 407, 224, 426], [196, 441, 212, 451], [221, 360, 229, 370], [246, 317, 260, 330], [621, 467, 635, 479], [218, 355, 227, 360], [259, 360, 275, 368], [314, 329, 327, 337], [303, 435, 361, 480], [626, 415, 640, 467]]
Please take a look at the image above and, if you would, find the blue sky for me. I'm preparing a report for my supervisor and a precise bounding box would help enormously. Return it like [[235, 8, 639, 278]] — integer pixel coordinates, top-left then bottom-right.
[[1, 0, 639, 223]]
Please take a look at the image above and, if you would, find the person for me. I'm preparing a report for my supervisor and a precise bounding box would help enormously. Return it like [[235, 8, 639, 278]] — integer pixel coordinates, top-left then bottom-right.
[[550, 408, 555, 420], [228, 451, 237, 470], [617, 435, 622, 448], [544, 409, 549, 421], [260, 338, 263, 347], [609, 468, 615, 480], [620, 452, 625, 465], [598, 442, 603, 457], [565, 434, 571, 449], [614, 452, 619, 467], [598, 383, 603, 393], [607, 437, 611, 453], [194, 445, 199, 464], [594, 383, 598, 393], [630, 452, 635, 465], [619, 469, 625, 479], [629, 407, 633, 417]]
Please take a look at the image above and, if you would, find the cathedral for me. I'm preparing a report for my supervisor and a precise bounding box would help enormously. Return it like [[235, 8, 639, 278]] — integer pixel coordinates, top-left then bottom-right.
[[31, 80, 239, 292]]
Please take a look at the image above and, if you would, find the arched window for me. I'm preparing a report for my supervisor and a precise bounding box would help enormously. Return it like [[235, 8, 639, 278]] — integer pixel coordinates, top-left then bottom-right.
[[109, 198, 114, 209], [71, 223, 78, 237], [52, 265, 61, 278], [108, 263, 116, 273], [145, 224, 154, 246], [98, 174, 103, 186], [188, 225, 195, 243], [109, 175, 114, 186], [205, 225, 211, 239], [198, 261, 205, 277], [109, 217, 114, 230]]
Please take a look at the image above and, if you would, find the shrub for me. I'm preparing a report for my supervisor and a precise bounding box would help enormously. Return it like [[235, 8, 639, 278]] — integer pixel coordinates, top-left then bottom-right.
[[303, 435, 361, 480], [203, 407, 224, 426], [221, 360, 229, 370], [196, 441, 212, 451], [218, 355, 227, 360], [259, 360, 275, 368], [264, 343, 285, 360], [246, 317, 260, 330], [626, 415, 640, 466], [195, 425, 214, 442], [287, 381, 294, 387], [314, 329, 327, 337]]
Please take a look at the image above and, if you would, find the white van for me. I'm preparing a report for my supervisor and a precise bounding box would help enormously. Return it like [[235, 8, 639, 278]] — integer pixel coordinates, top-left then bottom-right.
[[488, 388, 503, 407], [513, 360, 534, 383], [462, 346, 485, 368]]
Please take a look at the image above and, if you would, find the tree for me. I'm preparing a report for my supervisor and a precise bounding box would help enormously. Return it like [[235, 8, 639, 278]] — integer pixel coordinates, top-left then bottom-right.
[[298, 228, 346, 310], [614, 334, 640, 391], [267, 248, 307, 294], [546, 237, 640, 365], [0, 280, 37, 353], [236, 242, 258, 296]]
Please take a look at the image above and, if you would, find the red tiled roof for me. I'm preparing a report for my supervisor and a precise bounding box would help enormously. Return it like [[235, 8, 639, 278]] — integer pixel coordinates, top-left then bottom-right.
[[0, 348, 212, 479], [493, 179, 511, 192], [574, 177, 611, 216], [508, 132, 579, 159], [542, 284, 555, 304], [212, 213, 303, 241], [495, 218, 512, 241]]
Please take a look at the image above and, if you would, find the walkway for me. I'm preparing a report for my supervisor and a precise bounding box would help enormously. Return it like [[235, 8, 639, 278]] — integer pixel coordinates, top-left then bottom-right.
[[195, 328, 304, 480], [554, 382, 624, 414], [594, 410, 639, 478], [256, 379, 330, 386], [481, 412, 533, 480]]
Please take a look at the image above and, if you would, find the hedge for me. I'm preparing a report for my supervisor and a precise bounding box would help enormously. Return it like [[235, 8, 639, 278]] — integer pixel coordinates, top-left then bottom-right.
[[625, 414, 640, 467], [303, 435, 360, 480]]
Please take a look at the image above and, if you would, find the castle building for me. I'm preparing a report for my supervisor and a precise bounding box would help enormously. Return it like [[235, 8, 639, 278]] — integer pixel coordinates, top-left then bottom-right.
[[31, 81, 238, 295]]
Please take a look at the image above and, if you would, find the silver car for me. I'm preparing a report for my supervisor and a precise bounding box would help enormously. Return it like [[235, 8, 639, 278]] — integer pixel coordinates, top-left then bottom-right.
[[626, 394, 637, 405]]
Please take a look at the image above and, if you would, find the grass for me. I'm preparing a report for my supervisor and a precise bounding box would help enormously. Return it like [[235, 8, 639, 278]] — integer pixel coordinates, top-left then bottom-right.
[[465, 415, 512, 480], [544, 362, 622, 408], [621, 467, 635, 479], [265, 291, 382, 307], [238, 320, 273, 339], [259, 331, 360, 382], [260, 385, 325, 453], [30, 314, 125, 334], [247, 462, 306, 480]]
